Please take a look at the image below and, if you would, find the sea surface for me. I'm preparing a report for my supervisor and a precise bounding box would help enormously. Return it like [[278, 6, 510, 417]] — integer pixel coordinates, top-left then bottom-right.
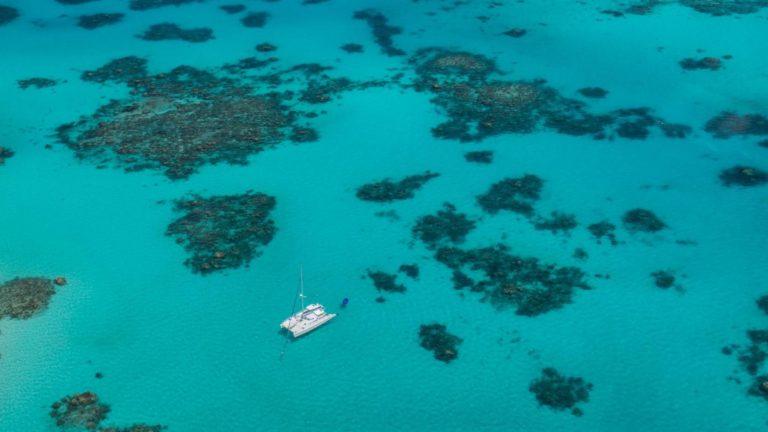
[[1, 0, 767, 431]]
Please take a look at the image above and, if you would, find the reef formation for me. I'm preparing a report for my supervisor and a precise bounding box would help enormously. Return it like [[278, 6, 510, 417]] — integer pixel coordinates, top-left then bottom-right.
[[50, 392, 165, 431], [418, 323, 462, 363], [0, 277, 56, 320], [353, 10, 404, 57], [705, 112, 768, 138], [166, 192, 277, 274], [79, 13, 124, 30], [679, 57, 722, 71], [476, 175, 543, 216], [464, 150, 493, 164], [0, 146, 13, 164], [0, 5, 18, 26], [130, 0, 204, 11], [138, 23, 213, 42], [356, 172, 439, 202], [587, 220, 618, 245], [367, 270, 406, 293], [241, 11, 269, 28], [408, 48, 689, 142], [622, 208, 666, 233], [529, 367, 592, 416], [435, 244, 590, 316], [412, 203, 476, 249], [719, 166, 768, 187]]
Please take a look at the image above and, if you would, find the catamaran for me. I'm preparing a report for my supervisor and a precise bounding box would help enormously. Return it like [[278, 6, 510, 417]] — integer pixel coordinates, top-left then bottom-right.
[[280, 267, 335, 338]]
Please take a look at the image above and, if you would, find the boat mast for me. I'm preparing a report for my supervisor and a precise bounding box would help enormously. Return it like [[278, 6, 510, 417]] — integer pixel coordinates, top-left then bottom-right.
[[299, 265, 305, 310]]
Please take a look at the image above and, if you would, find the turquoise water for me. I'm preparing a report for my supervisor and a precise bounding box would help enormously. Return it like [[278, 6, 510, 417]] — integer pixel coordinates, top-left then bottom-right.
[[1, 0, 767, 430]]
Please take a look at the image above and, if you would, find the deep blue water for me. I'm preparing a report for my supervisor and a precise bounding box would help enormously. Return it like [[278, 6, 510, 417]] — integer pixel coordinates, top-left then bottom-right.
[[1, 0, 767, 431]]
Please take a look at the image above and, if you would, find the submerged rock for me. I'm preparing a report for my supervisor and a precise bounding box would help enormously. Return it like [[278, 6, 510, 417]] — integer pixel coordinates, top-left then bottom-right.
[[138, 23, 214, 43], [503, 28, 527, 38], [435, 244, 590, 316], [341, 43, 364, 53], [166, 192, 277, 274], [587, 220, 618, 245], [0, 5, 19, 26], [255, 42, 277, 52], [719, 166, 768, 187], [353, 9, 404, 57], [0, 146, 14, 165], [578, 87, 608, 98], [412, 203, 476, 249], [464, 150, 493, 164], [622, 208, 666, 233], [78, 13, 124, 30], [50, 392, 110, 430], [356, 171, 439, 202], [0, 277, 56, 320], [418, 323, 462, 363], [130, 0, 204, 11], [399, 264, 419, 279], [651, 270, 675, 289], [476, 175, 543, 216], [367, 270, 406, 293], [757, 295, 768, 316], [241, 11, 269, 28], [529, 368, 592, 415], [679, 57, 722, 71], [219, 4, 245, 14]]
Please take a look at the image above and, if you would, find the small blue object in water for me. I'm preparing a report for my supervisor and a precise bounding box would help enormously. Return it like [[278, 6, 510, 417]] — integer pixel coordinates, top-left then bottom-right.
[[341, 297, 349, 307]]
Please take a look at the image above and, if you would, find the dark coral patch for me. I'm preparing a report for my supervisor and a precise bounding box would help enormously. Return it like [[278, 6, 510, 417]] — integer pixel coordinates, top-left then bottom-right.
[[166, 192, 276, 274], [409, 48, 688, 142], [367, 270, 406, 293], [341, 43, 364, 53], [651, 270, 675, 289], [255, 42, 277, 52], [435, 244, 590, 316], [0, 277, 56, 320], [679, 57, 722, 71], [0, 146, 14, 165], [587, 220, 618, 245], [241, 11, 270, 28], [748, 376, 768, 401], [50, 392, 110, 429], [0, 5, 19, 26], [622, 208, 666, 233], [679, 0, 768, 16], [757, 295, 768, 316], [80, 56, 148, 83], [412, 203, 476, 249], [18, 78, 57, 89], [464, 150, 493, 164], [220, 4, 245, 14], [138, 23, 214, 43], [399, 264, 419, 279], [533, 211, 578, 234], [418, 323, 462, 363], [130, 0, 203, 11], [356, 171, 439, 202], [705, 112, 768, 138], [100, 425, 166, 432], [353, 9, 404, 57], [503, 28, 527, 38], [78, 13, 124, 30], [56, 0, 99, 4], [758, 139, 768, 149], [476, 175, 543, 216], [529, 368, 592, 415], [719, 166, 768, 187], [578, 87, 608, 99]]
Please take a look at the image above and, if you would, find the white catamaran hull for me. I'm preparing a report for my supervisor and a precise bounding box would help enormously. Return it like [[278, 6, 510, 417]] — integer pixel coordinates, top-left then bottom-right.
[[280, 303, 336, 337]]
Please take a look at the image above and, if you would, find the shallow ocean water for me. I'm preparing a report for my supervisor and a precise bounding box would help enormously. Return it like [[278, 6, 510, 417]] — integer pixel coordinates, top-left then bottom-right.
[[1, 0, 767, 431]]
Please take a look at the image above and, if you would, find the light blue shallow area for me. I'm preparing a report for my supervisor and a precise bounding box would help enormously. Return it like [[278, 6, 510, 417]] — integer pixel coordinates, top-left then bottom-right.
[[0, 0, 767, 431]]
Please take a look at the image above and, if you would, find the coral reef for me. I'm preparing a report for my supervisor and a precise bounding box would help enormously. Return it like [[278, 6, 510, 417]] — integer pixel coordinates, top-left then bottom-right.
[[100, 425, 166, 432], [412, 203, 476, 248], [679, 57, 722, 71], [748, 376, 768, 402], [503, 28, 527, 38], [587, 220, 618, 245], [241, 11, 269, 28], [220, 4, 245, 14], [476, 175, 543, 216], [0, 277, 56, 320], [529, 368, 592, 415], [0, 5, 18, 26], [757, 295, 768, 316], [56, 0, 98, 3], [464, 150, 493, 164], [367, 270, 406, 293], [578, 87, 608, 98], [0, 146, 14, 164], [78, 13, 124, 30], [356, 171, 439, 202], [130, 0, 204, 11], [705, 112, 768, 138], [341, 43, 364, 53], [18, 78, 58, 89], [651, 270, 675, 289], [399, 264, 419, 279], [624, 0, 768, 16], [50, 392, 110, 430], [138, 23, 214, 43], [418, 323, 462, 363], [435, 244, 590, 316], [353, 10, 404, 56], [166, 192, 277, 274], [719, 166, 768, 187], [408, 48, 689, 142], [533, 211, 578, 234], [255, 42, 277, 52], [622, 208, 666, 233]]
